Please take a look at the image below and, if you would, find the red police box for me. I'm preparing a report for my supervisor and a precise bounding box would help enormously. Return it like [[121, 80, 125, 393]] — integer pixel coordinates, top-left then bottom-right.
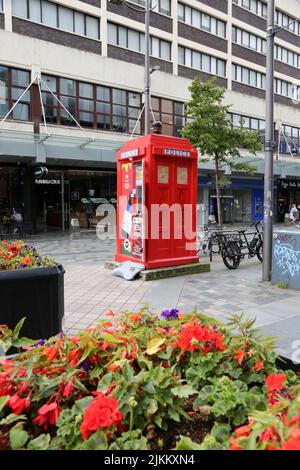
[[116, 134, 199, 269]]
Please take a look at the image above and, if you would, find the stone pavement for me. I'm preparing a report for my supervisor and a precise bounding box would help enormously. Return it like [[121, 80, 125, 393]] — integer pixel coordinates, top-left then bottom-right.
[[28, 230, 300, 363]]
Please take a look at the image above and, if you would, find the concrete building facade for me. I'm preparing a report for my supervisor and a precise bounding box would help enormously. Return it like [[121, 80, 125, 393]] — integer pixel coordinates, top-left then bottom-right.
[[0, 0, 300, 231]]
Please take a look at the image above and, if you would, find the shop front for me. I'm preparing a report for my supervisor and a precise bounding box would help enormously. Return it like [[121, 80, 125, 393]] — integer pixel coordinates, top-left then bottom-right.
[[198, 175, 264, 225], [35, 168, 117, 232], [277, 179, 300, 222], [0, 165, 117, 234]]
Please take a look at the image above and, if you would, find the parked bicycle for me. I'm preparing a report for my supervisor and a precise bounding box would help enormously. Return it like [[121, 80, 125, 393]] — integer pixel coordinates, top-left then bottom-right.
[[198, 221, 264, 270]]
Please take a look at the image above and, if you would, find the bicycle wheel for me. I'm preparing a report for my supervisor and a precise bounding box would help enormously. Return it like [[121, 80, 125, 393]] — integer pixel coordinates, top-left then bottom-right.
[[256, 241, 263, 262], [221, 241, 241, 270]]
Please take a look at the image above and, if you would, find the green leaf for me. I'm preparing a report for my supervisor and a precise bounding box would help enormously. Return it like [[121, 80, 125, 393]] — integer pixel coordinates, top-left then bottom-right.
[[0, 414, 27, 426], [168, 408, 181, 422], [27, 434, 51, 450], [0, 395, 10, 413], [145, 399, 158, 418], [80, 431, 107, 450], [171, 385, 198, 398], [9, 427, 29, 450], [102, 333, 124, 344], [211, 423, 231, 443], [13, 317, 26, 339], [176, 436, 202, 451], [72, 396, 93, 413]]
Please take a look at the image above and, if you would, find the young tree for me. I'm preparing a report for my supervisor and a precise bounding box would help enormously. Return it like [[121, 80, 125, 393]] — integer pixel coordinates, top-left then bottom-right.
[[181, 77, 262, 226]]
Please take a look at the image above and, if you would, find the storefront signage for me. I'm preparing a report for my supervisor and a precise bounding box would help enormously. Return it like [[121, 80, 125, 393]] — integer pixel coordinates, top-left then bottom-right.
[[164, 149, 190, 157], [35, 179, 61, 185], [34, 166, 48, 179], [120, 149, 139, 159], [278, 179, 300, 189]]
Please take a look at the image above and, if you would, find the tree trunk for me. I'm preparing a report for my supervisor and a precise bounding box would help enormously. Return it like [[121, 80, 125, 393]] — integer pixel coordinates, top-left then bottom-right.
[[215, 159, 222, 226]]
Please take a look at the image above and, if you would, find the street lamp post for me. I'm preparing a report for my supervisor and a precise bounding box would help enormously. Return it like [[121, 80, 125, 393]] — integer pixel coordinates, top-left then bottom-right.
[[109, 0, 151, 135], [263, 0, 275, 282], [263, 2, 300, 281]]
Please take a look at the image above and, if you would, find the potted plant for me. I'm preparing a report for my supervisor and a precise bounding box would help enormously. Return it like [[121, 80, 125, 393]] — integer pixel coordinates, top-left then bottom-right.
[[0, 240, 64, 348]]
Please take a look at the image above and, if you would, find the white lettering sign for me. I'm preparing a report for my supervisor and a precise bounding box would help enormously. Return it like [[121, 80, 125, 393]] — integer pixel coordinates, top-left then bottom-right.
[[120, 149, 139, 159], [164, 149, 190, 157], [35, 179, 61, 185]]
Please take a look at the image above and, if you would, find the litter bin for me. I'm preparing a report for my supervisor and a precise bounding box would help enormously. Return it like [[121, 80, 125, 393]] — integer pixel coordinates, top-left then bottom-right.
[[272, 230, 300, 289], [0, 265, 65, 346]]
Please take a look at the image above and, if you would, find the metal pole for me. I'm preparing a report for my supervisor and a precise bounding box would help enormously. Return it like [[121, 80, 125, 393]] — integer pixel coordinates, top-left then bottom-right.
[[263, 0, 275, 281], [144, 0, 150, 135]]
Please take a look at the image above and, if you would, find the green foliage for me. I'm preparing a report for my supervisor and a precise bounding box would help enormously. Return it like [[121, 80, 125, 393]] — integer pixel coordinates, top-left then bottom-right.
[[277, 281, 289, 289], [0, 310, 299, 451], [194, 376, 267, 426]]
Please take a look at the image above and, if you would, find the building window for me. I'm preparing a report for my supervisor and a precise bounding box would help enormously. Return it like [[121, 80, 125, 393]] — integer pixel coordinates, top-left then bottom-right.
[[229, 112, 265, 131], [0, 0, 4, 11], [232, 26, 266, 54], [276, 9, 300, 36], [151, 97, 187, 137], [129, 0, 171, 16], [12, 0, 100, 40], [0, 66, 31, 121], [232, 64, 266, 89], [274, 78, 300, 99], [108, 23, 171, 60], [275, 45, 300, 69], [234, 0, 267, 19], [178, 3, 226, 38], [178, 46, 226, 77], [40, 73, 143, 134]]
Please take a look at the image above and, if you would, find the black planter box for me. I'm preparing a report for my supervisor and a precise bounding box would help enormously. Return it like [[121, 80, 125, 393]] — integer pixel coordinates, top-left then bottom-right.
[[0, 265, 65, 341]]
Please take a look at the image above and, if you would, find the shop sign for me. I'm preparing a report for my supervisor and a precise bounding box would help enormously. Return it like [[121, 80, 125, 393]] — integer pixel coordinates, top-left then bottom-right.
[[164, 149, 190, 157], [120, 149, 139, 159], [34, 166, 48, 179], [35, 179, 61, 185], [278, 179, 300, 190]]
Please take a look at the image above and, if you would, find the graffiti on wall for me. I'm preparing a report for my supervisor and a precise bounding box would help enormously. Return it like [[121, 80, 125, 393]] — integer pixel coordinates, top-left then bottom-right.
[[273, 235, 300, 278]]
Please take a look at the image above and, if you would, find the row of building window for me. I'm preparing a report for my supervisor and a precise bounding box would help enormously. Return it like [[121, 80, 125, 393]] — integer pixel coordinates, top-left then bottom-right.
[[232, 64, 300, 100], [12, 0, 100, 40], [234, 0, 300, 37], [178, 47, 226, 77], [0, 65, 186, 137], [233, 26, 300, 69], [108, 23, 171, 60], [177, 3, 226, 39], [2, 64, 300, 154]]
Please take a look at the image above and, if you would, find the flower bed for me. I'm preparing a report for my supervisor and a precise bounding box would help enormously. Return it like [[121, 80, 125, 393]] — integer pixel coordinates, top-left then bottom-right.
[[0, 240, 56, 271], [0, 311, 299, 450]]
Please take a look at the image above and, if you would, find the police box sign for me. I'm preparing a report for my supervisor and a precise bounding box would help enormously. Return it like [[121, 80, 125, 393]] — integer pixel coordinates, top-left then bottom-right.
[[120, 149, 139, 159], [164, 149, 190, 157]]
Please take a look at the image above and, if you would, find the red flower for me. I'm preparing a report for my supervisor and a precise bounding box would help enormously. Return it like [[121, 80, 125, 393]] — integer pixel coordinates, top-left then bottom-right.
[[69, 349, 82, 366], [229, 437, 243, 451], [20, 256, 32, 266], [42, 346, 58, 362], [265, 373, 286, 395], [7, 245, 20, 256], [33, 402, 60, 430], [177, 324, 205, 352], [8, 394, 30, 415], [288, 415, 300, 427], [63, 382, 75, 398], [128, 313, 142, 322], [254, 360, 264, 373], [260, 427, 278, 443], [233, 350, 246, 365], [80, 392, 123, 440], [234, 424, 252, 438]]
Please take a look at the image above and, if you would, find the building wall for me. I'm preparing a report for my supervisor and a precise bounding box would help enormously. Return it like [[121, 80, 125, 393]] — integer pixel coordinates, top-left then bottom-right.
[[0, 0, 299, 154]]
